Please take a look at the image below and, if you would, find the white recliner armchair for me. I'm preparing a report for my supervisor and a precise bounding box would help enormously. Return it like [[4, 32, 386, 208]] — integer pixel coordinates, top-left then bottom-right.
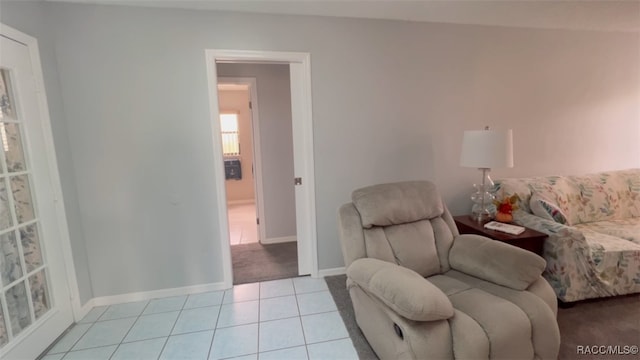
[[338, 181, 560, 359]]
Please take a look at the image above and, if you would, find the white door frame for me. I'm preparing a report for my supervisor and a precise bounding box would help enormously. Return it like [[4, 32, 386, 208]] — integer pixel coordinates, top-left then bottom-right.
[[0, 23, 79, 357], [205, 49, 318, 287], [0, 23, 80, 317], [217, 77, 266, 244]]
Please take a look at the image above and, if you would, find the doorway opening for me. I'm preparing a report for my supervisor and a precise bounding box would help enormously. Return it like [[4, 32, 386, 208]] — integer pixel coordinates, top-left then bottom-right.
[[217, 81, 260, 246], [216, 75, 298, 284], [206, 50, 317, 289]]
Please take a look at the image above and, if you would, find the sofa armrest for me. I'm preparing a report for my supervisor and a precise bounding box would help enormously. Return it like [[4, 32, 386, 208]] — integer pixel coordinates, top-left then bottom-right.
[[514, 210, 598, 302], [449, 234, 546, 290], [513, 210, 586, 243], [347, 258, 454, 321]]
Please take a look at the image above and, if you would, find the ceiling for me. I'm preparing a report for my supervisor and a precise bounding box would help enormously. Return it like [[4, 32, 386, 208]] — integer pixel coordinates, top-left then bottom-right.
[[45, 0, 640, 32]]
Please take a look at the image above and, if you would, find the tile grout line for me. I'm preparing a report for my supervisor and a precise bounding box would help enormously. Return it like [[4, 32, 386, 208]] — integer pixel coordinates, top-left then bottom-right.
[[256, 280, 262, 357], [293, 285, 310, 360], [56, 302, 140, 358], [155, 296, 189, 360], [106, 300, 153, 360], [48, 279, 331, 359], [56, 311, 102, 356], [207, 284, 236, 360]]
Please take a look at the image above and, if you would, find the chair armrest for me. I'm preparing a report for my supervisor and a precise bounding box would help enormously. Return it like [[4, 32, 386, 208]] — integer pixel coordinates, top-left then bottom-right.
[[347, 258, 454, 321], [449, 234, 546, 290]]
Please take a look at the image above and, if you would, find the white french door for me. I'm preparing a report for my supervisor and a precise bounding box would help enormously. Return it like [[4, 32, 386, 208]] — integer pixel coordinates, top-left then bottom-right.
[[0, 29, 73, 359]]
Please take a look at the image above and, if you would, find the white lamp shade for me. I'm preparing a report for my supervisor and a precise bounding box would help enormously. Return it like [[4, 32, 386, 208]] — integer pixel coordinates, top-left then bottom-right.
[[460, 129, 514, 169]]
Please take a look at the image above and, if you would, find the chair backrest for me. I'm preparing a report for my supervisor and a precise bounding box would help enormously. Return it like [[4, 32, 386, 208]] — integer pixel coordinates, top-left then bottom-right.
[[338, 181, 459, 276]]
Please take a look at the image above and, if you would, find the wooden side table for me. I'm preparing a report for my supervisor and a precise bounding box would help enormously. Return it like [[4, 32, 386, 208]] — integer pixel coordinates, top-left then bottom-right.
[[453, 215, 547, 256]]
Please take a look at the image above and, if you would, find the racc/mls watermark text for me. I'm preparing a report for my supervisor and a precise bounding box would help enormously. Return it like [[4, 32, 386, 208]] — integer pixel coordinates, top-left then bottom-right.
[[576, 345, 639, 356]]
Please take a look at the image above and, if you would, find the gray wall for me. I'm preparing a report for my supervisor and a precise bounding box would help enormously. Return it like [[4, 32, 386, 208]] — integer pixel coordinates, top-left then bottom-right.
[[217, 64, 296, 240], [3, 2, 639, 297], [0, 1, 93, 305]]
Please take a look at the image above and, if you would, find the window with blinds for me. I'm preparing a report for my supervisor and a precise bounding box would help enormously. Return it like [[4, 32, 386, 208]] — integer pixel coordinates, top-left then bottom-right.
[[220, 113, 240, 157]]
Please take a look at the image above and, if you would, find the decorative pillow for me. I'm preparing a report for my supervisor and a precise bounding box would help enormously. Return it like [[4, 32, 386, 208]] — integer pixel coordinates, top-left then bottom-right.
[[530, 192, 569, 225]]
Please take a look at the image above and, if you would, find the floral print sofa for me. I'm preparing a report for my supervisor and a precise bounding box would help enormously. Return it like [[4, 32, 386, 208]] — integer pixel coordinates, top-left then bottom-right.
[[496, 169, 640, 303]]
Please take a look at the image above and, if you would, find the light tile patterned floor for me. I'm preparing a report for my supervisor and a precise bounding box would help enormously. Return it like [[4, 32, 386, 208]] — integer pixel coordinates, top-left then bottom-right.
[[41, 277, 357, 360], [228, 203, 259, 245]]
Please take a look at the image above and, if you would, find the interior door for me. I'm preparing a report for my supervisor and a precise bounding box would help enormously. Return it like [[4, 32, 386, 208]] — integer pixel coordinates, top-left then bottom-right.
[[0, 32, 73, 359]]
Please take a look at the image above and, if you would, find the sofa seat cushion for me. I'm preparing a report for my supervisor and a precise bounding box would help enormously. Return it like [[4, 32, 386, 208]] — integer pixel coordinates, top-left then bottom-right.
[[575, 218, 640, 245], [427, 274, 534, 359], [580, 226, 640, 264], [575, 227, 640, 296]]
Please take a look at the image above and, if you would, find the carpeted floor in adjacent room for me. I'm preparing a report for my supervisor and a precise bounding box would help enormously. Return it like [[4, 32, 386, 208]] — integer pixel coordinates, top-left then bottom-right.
[[325, 274, 640, 360], [231, 242, 298, 284]]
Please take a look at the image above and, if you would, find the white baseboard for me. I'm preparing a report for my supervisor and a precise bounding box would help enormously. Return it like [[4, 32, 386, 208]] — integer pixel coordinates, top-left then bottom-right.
[[227, 199, 255, 206], [74, 298, 96, 321], [89, 281, 228, 308], [261, 236, 296, 245], [317, 267, 346, 277]]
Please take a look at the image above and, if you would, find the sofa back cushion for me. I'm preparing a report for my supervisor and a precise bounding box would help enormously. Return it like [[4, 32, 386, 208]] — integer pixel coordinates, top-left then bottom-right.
[[498, 169, 640, 225], [497, 176, 565, 215], [529, 192, 569, 224], [529, 177, 581, 225], [351, 181, 455, 277], [612, 169, 640, 218]]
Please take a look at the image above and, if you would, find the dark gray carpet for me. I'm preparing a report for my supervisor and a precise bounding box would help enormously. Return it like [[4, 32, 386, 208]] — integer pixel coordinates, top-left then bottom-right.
[[231, 242, 298, 285], [326, 274, 640, 360]]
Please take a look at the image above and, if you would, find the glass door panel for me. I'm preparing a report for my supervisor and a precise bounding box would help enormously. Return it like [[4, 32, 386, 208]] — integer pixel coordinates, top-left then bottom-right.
[[0, 60, 56, 355], [0, 29, 73, 359]]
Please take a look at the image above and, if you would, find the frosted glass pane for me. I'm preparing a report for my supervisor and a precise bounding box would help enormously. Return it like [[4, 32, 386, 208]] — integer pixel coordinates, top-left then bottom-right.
[[0, 230, 22, 285], [10, 175, 34, 224], [0, 69, 15, 120], [6, 281, 32, 337], [0, 306, 7, 348], [2, 123, 26, 173], [0, 179, 11, 230], [20, 224, 43, 272], [29, 270, 50, 320]]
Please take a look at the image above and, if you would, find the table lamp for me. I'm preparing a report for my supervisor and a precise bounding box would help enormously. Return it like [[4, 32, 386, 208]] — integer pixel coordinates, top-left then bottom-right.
[[460, 126, 514, 222]]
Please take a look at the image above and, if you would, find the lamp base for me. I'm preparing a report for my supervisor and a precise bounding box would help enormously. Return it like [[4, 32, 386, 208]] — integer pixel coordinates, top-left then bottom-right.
[[469, 168, 497, 223], [470, 209, 492, 223]]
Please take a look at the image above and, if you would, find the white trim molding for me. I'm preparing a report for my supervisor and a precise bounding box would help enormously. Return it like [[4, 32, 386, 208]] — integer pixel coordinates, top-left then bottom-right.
[[226, 199, 256, 206], [88, 282, 227, 309], [317, 267, 346, 277], [261, 236, 296, 245]]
